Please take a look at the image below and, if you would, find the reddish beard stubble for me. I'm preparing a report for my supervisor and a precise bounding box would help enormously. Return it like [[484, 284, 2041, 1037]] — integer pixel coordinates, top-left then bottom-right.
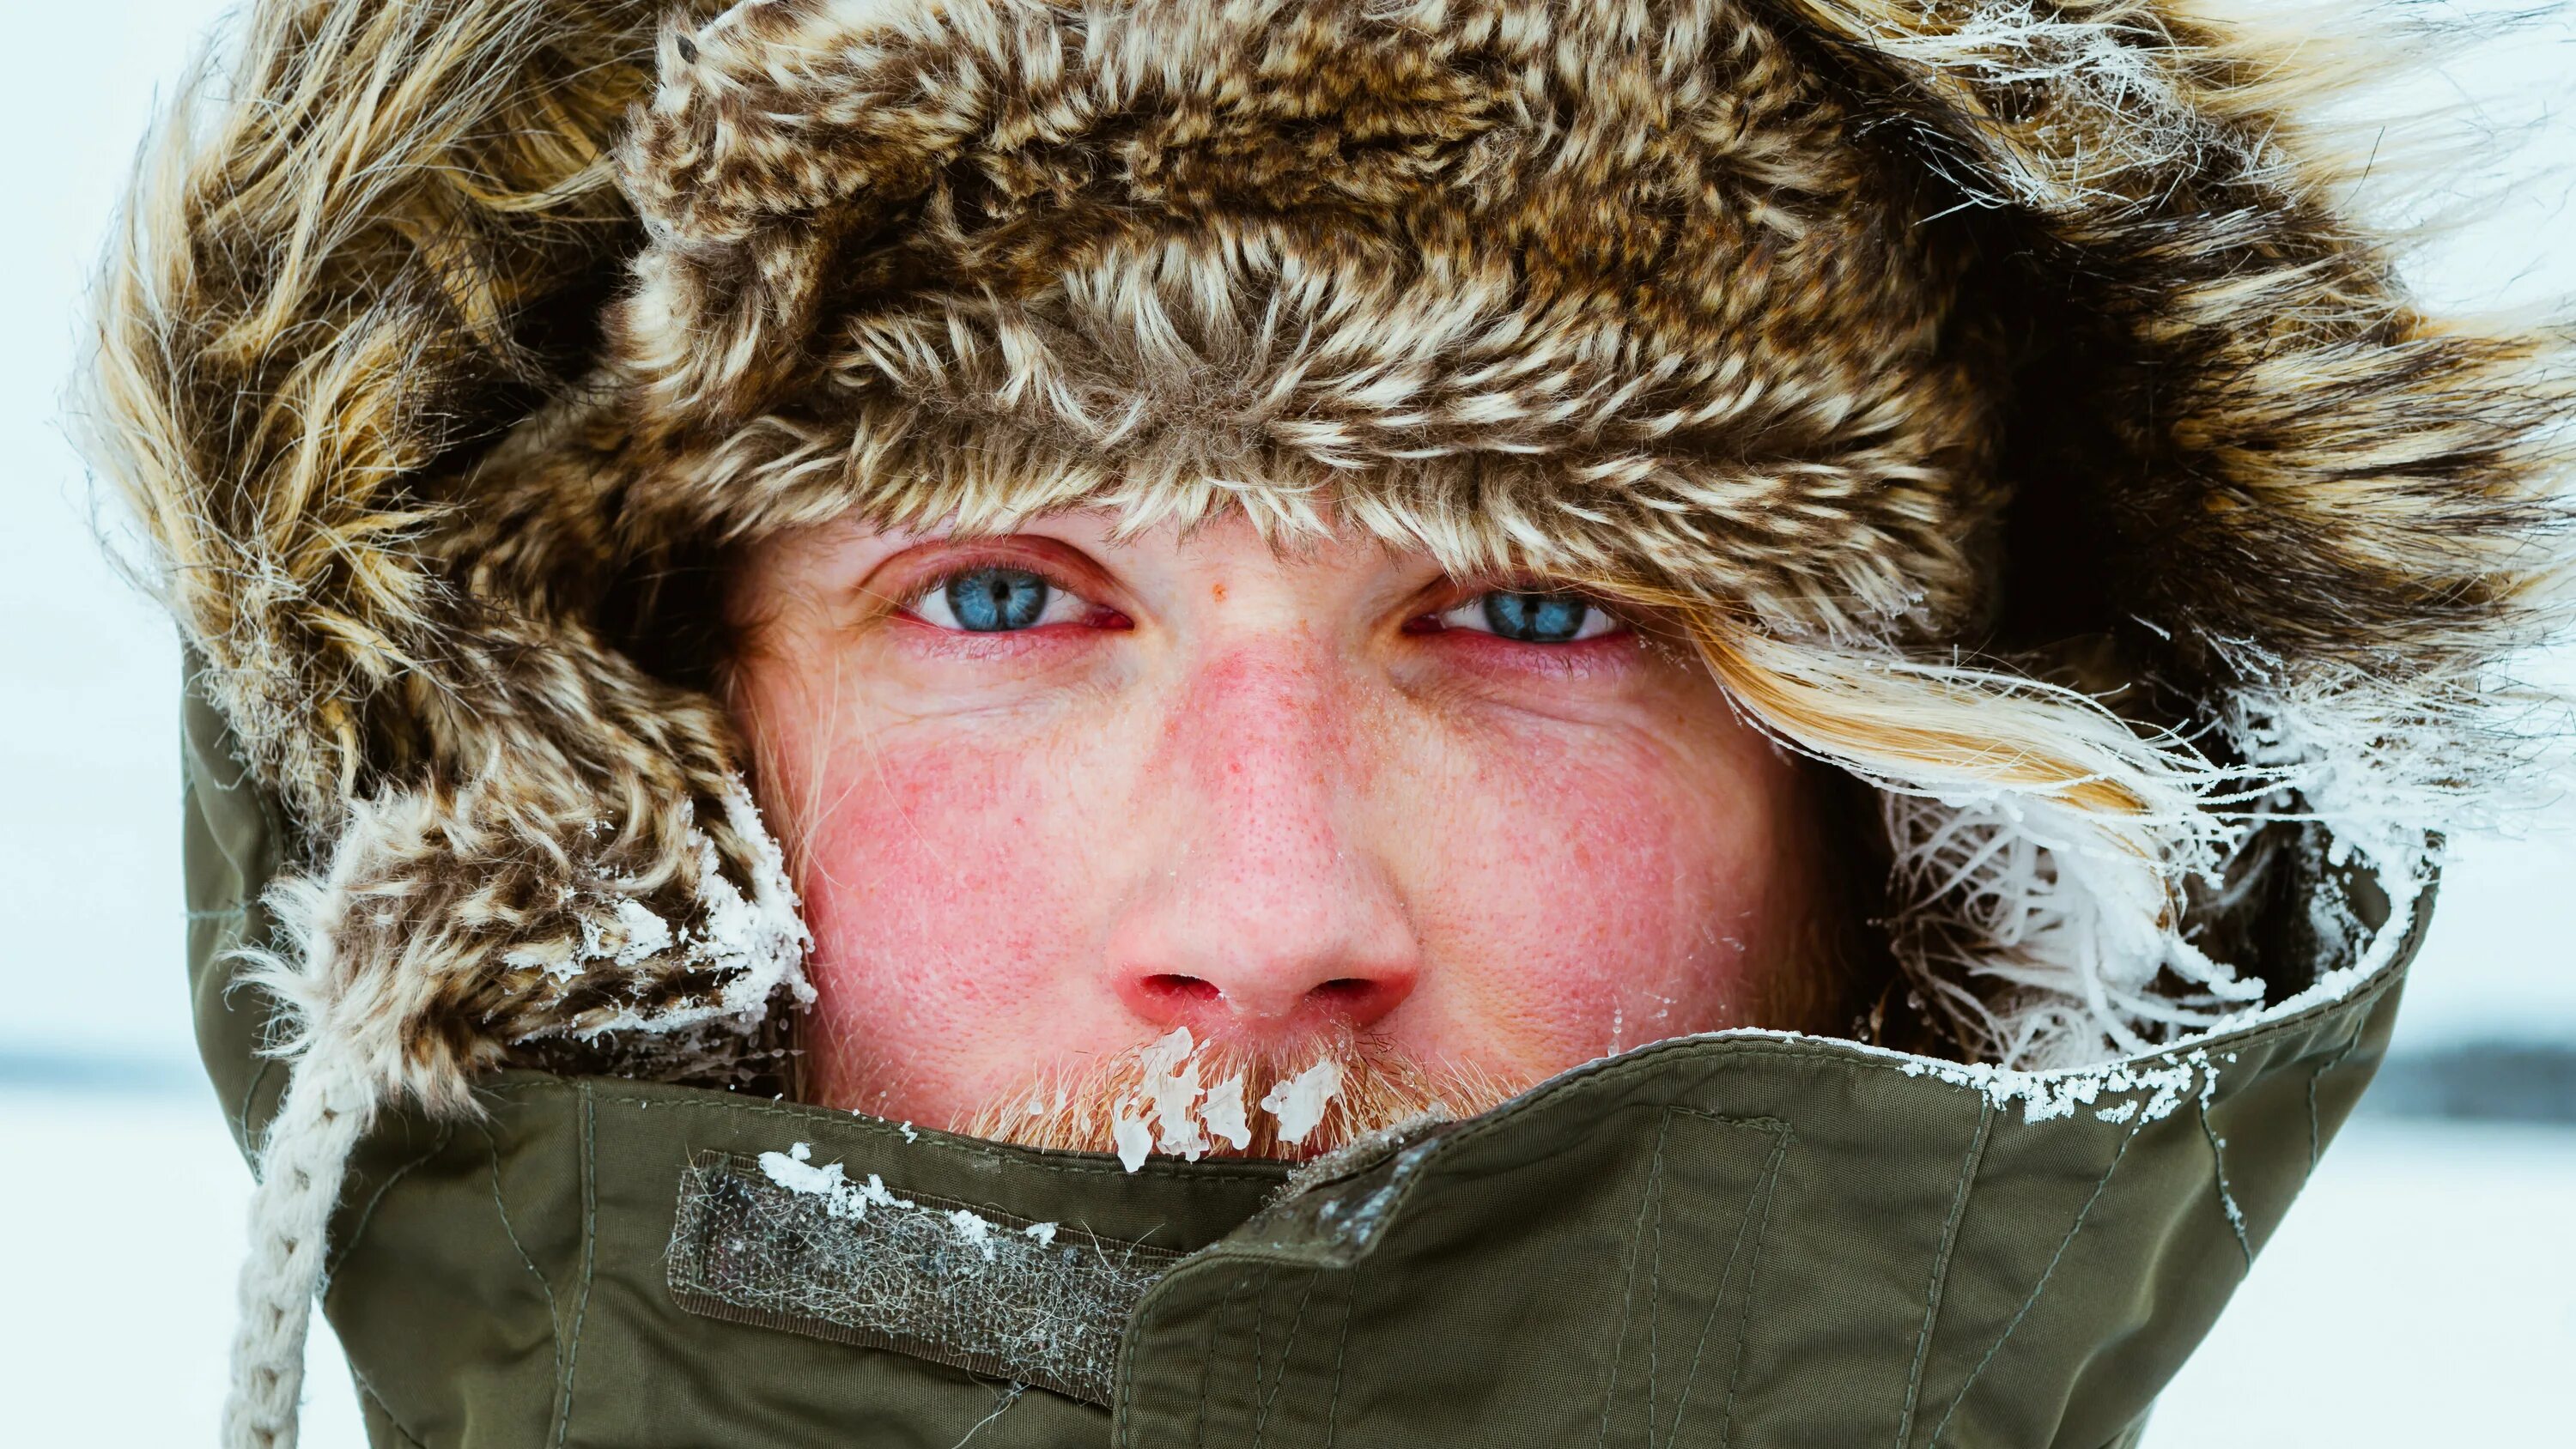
[[951, 1027, 1523, 1162]]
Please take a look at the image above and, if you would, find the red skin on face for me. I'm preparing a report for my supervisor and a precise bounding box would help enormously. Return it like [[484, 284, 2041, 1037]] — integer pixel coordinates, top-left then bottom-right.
[[728, 512, 1831, 1127]]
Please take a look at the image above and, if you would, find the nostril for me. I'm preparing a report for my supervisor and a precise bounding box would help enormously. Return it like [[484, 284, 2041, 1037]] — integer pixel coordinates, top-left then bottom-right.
[[1307, 976, 1409, 1022], [1116, 963, 1417, 1032]]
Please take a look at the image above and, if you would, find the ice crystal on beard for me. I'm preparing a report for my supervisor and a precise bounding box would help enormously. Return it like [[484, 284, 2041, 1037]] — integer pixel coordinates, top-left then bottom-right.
[[1084, 1031, 1356, 1171], [1261, 1058, 1345, 1147], [607, 897, 673, 965], [1139, 1028, 1209, 1159], [1201, 1073, 1251, 1150], [1111, 1108, 1153, 1173]]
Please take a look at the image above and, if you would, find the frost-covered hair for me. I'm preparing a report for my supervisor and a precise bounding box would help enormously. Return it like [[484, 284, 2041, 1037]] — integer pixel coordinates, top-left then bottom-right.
[[1695, 629, 2248, 1068]]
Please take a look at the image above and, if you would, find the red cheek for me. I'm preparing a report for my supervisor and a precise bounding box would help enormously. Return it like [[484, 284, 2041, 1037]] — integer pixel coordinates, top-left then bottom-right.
[[1385, 724, 1770, 1070], [805, 750, 1017, 910], [789, 744, 1092, 1063]]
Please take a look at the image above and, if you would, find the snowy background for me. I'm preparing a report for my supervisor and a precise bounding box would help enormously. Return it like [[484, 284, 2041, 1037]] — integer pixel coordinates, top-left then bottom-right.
[[2, 3, 2570, 1442]]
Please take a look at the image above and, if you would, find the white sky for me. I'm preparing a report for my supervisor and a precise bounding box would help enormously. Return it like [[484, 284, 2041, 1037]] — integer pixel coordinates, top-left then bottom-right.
[[3, 0, 237, 1061]]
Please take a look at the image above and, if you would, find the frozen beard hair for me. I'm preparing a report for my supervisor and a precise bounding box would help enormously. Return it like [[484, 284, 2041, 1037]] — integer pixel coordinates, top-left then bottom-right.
[[954, 1027, 1519, 1167]]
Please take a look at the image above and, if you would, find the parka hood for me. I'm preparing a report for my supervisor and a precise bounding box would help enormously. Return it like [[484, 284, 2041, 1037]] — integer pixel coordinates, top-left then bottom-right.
[[86, 2, 2572, 1446]]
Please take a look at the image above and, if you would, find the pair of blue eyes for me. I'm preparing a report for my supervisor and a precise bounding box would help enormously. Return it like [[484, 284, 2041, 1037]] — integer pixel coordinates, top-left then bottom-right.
[[927, 567, 1603, 642]]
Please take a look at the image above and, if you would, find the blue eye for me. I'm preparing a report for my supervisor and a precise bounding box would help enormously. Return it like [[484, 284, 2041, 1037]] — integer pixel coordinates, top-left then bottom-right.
[[939, 567, 1051, 631], [1479, 591, 1596, 642]]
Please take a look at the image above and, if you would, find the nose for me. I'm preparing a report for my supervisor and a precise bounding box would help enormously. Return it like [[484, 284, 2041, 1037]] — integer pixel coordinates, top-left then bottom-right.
[[1105, 640, 1422, 1041]]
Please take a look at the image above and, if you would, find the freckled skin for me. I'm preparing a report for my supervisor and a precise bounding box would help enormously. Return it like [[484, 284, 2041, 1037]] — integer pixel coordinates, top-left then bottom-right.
[[727, 512, 1838, 1126]]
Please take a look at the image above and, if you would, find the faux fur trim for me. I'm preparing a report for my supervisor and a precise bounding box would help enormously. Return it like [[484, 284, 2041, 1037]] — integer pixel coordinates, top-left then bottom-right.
[[604, 0, 2002, 645], [240, 777, 811, 1111], [82, 0, 2573, 1106]]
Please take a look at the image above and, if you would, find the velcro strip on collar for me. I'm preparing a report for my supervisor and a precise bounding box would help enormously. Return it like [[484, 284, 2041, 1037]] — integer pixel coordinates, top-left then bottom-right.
[[665, 1149, 1182, 1404]]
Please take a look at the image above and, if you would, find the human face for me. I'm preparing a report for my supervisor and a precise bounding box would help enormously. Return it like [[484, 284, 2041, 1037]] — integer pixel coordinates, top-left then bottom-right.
[[725, 511, 1841, 1154]]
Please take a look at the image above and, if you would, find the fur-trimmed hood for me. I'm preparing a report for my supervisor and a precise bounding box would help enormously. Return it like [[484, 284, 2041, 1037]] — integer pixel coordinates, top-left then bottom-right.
[[81, 3, 2570, 1443], [94, 0, 2569, 1091]]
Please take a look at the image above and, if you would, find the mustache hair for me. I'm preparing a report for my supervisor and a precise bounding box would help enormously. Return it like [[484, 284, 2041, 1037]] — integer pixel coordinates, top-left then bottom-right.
[[955, 1027, 1522, 1163]]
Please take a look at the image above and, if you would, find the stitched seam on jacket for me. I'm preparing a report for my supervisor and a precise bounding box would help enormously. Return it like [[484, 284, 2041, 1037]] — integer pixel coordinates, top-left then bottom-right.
[[1249, 1265, 1272, 1443], [326, 1124, 454, 1281], [1598, 1124, 1668, 1447], [353, 1372, 431, 1449], [482, 1124, 568, 1408], [1194, 1270, 1240, 1449], [1321, 1276, 1356, 1449], [1895, 1099, 1996, 1448], [2196, 1096, 2253, 1269], [1600, 1111, 1788, 1449], [550, 1082, 599, 1447], [1924, 1122, 2143, 1446], [1114, 1290, 1151, 1449], [1702, 1122, 1791, 1449], [2306, 1010, 2371, 1169], [1647, 1136, 1665, 1440], [1253, 1269, 1318, 1446]]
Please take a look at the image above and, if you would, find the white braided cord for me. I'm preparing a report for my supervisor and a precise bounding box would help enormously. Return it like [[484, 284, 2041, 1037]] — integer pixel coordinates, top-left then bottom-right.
[[222, 1039, 372, 1449]]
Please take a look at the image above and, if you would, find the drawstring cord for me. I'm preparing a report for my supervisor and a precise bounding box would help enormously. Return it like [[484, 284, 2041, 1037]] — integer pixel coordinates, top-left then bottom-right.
[[223, 1034, 372, 1449]]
